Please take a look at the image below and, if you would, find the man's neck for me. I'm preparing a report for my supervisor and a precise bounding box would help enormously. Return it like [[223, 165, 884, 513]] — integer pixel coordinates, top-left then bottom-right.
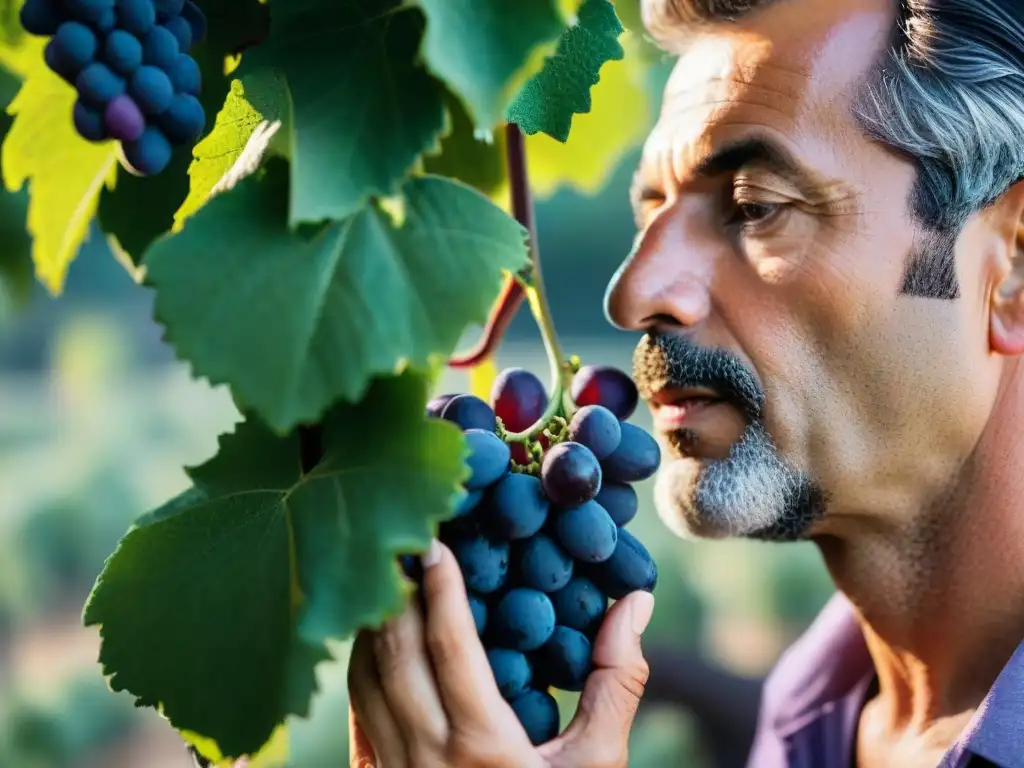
[[816, 364, 1024, 734]]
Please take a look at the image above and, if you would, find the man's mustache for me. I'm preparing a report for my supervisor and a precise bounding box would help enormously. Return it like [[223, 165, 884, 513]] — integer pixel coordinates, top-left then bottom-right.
[[632, 333, 765, 421]]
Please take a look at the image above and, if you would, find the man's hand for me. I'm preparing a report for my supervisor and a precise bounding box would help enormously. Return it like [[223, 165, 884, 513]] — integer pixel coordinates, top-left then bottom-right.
[[347, 539, 655, 768]]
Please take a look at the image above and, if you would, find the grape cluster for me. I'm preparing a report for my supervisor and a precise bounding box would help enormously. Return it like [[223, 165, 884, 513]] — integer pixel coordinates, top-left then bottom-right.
[[20, 0, 208, 176], [412, 364, 659, 745]]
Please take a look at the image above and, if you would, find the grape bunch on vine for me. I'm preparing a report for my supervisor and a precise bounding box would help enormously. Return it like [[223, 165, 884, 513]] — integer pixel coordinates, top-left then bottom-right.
[[0, 0, 662, 762]]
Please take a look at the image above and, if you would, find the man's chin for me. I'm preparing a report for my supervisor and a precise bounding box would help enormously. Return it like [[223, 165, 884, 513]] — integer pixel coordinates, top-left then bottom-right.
[[652, 456, 747, 541]]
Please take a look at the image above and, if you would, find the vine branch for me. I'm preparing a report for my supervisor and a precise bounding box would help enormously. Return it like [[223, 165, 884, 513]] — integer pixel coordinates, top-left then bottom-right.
[[502, 123, 577, 441]]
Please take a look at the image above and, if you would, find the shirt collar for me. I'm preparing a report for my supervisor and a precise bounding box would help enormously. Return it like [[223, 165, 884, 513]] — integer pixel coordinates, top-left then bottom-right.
[[769, 592, 1024, 761]]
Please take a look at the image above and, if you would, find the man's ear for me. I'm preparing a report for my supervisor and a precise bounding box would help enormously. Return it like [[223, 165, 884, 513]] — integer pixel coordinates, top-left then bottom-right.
[[990, 181, 1024, 356]]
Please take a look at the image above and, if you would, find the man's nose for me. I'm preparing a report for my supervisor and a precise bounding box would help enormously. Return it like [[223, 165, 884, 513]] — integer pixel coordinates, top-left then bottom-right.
[[603, 210, 714, 333]]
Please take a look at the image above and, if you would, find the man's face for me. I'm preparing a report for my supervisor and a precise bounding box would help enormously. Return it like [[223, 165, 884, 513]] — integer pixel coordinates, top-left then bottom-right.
[[605, 0, 1006, 541]]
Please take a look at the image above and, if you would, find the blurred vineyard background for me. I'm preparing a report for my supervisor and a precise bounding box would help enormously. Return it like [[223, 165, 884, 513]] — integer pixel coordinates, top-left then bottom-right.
[[0, 2, 838, 766]]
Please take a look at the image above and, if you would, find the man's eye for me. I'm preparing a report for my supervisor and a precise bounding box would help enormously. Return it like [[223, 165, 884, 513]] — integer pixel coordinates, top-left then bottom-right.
[[737, 202, 779, 222], [726, 199, 785, 230]]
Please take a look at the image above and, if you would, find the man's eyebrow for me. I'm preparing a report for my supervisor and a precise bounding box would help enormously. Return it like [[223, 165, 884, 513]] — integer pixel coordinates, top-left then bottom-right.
[[631, 136, 837, 211], [693, 136, 807, 183]]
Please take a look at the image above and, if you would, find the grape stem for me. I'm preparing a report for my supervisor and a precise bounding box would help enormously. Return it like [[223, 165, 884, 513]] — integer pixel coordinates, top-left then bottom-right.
[[501, 124, 577, 443]]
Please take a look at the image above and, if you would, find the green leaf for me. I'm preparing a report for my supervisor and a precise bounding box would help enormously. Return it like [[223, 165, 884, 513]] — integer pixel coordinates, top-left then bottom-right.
[[291, 373, 469, 640], [83, 371, 466, 758], [415, 0, 565, 130], [97, 147, 193, 267], [0, 0, 24, 47], [526, 32, 651, 198], [145, 157, 529, 433], [506, 0, 625, 142], [422, 87, 507, 201], [2, 52, 118, 294], [173, 68, 291, 229], [241, 0, 446, 225]]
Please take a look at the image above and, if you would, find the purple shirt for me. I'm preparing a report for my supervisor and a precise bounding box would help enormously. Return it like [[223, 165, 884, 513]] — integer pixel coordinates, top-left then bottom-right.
[[746, 592, 1024, 767]]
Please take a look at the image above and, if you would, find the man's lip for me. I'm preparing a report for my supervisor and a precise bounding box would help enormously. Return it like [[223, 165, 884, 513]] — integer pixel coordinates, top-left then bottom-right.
[[652, 398, 722, 431]]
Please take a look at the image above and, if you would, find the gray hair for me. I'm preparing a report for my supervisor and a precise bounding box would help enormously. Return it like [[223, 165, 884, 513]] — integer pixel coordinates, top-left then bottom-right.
[[642, 0, 1024, 299]]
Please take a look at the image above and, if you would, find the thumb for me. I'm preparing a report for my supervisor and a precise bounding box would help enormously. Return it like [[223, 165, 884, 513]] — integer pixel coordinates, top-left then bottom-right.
[[540, 590, 654, 766]]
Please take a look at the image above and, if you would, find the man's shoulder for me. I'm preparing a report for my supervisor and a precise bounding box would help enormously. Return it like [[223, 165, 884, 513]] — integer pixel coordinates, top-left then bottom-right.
[[759, 591, 873, 732]]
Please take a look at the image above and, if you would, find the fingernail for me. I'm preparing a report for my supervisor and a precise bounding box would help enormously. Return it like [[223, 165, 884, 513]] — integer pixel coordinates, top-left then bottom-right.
[[631, 591, 655, 634], [421, 538, 442, 569]]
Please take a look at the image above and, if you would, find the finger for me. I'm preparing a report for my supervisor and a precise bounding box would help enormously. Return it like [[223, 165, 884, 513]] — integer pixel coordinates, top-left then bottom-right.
[[348, 631, 408, 768], [540, 591, 654, 765], [373, 593, 450, 750], [349, 705, 376, 768], [418, 539, 511, 728]]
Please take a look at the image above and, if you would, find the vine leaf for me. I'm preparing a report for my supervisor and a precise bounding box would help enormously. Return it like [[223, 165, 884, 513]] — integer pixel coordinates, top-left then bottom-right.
[[0, 0, 24, 46], [415, 0, 565, 131], [145, 157, 529, 434], [506, 0, 625, 142], [241, 0, 446, 225], [173, 68, 291, 228], [83, 371, 468, 759], [1, 50, 118, 294], [526, 32, 650, 197]]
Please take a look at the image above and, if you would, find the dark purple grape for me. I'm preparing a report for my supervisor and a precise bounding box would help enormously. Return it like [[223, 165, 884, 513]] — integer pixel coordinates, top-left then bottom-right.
[[73, 100, 108, 141], [540, 442, 601, 507], [536, 627, 592, 692], [510, 689, 559, 745], [115, 0, 155, 37], [571, 365, 639, 421], [600, 422, 661, 483], [491, 367, 547, 432], [104, 29, 143, 75], [129, 65, 173, 114], [161, 14, 191, 51], [165, 52, 200, 95], [594, 482, 638, 527], [77, 62, 125, 106], [103, 93, 144, 141], [180, 0, 206, 44], [426, 393, 456, 418], [487, 648, 532, 701], [63, 0, 115, 26], [141, 24, 178, 68], [469, 592, 487, 635], [463, 429, 510, 490], [584, 528, 657, 599], [450, 532, 509, 594], [491, 588, 556, 651], [515, 533, 573, 593], [452, 488, 483, 519], [441, 394, 497, 432], [94, 7, 116, 32], [552, 500, 617, 563], [550, 577, 607, 637], [122, 125, 172, 175], [158, 92, 205, 143], [484, 472, 548, 540], [568, 405, 621, 460], [20, 0, 61, 35], [47, 22, 98, 81], [153, 0, 185, 20]]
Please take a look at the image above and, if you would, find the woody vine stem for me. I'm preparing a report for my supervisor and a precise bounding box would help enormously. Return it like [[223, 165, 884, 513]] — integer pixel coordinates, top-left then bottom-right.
[[499, 124, 579, 447]]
